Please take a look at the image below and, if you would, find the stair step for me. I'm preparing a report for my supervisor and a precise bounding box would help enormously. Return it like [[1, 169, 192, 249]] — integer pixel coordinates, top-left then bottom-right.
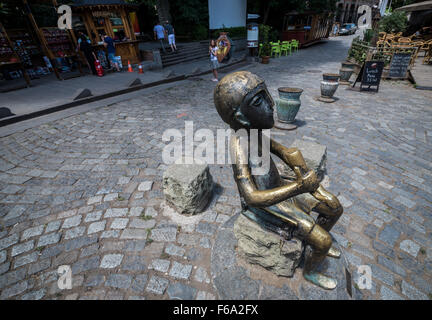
[[161, 50, 208, 62], [162, 53, 209, 65], [163, 55, 209, 67]]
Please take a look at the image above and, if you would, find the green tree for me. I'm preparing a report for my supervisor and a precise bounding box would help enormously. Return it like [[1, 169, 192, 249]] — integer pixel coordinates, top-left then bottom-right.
[[379, 11, 408, 33]]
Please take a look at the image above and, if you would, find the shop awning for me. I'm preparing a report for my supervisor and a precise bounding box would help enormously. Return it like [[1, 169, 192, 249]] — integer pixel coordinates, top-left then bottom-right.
[[395, 1, 432, 12]]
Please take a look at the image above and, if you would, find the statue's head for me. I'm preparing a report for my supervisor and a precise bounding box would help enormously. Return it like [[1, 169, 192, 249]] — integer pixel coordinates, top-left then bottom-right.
[[214, 71, 274, 130]]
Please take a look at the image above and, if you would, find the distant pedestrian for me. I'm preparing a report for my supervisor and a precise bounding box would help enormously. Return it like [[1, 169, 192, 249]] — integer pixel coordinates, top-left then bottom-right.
[[154, 22, 166, 53], [209, 40, 219, 82], [77, 31, 97, 75], [103, 34, 121, 72], [164, 20, 177, 53]]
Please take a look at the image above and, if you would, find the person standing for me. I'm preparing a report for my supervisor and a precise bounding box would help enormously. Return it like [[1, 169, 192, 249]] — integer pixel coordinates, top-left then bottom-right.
[[77, 31, 97, 75], [209, 40, 219, 82], [153, 22, 166, 53], [103, 34, 121, 72], [164, 20, 177, 53]]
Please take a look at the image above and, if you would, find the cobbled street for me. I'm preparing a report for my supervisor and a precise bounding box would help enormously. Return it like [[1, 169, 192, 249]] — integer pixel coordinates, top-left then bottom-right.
[[0, 34, 431, 300]]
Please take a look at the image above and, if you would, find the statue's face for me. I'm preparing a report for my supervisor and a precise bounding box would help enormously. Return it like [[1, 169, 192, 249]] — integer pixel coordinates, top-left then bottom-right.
[[240, 88, 274, 129]]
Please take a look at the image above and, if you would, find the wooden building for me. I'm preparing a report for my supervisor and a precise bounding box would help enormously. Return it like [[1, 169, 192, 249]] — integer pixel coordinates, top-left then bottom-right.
[[71, 0, 141, 65], [282, 11, 333, 47]]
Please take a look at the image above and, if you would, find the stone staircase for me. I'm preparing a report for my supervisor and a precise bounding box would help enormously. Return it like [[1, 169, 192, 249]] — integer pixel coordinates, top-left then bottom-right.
[[160, 41, 209, 67]]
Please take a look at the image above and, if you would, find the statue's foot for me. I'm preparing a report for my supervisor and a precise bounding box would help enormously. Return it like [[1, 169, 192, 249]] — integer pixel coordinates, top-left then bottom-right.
[[327, 246, 341, 258], [303, 271, 337, 290]]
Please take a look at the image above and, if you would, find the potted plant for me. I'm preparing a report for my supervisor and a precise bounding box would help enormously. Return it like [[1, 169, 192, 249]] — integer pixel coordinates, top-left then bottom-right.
[[259, 24, 271, 64]]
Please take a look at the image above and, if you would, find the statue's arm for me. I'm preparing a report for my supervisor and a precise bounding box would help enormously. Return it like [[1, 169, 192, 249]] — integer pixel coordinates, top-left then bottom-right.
[[270, 138, 309, 175], [231, 137, 318, 208]]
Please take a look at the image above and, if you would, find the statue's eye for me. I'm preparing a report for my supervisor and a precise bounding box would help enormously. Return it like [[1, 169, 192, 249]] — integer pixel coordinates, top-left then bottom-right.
[[252, 96, 262, 106]]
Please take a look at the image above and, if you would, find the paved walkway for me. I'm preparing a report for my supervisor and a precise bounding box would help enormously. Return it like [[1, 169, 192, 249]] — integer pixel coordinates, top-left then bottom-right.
[[0, 51, 246, 122], [0, 33, 431, 300]]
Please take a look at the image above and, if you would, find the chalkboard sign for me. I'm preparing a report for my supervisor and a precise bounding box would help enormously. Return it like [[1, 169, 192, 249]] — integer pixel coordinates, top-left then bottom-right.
[[388, 52, 411, 79], [352, 60, 384, 92]]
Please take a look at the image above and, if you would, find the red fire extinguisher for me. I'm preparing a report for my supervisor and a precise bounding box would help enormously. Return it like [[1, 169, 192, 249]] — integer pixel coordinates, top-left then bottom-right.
[[94, 60, 104, 77]]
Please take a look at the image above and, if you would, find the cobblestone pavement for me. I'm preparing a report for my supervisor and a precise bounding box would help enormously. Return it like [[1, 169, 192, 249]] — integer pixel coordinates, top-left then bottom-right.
[[1, 34, 432, 300]]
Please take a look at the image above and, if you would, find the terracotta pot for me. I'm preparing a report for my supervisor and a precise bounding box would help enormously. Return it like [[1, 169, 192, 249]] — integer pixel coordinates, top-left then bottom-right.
[[261, 56, 270, 64]]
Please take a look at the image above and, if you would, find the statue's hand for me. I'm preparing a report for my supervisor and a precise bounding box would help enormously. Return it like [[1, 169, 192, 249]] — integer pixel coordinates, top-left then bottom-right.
[[297, 169, 319, 193]]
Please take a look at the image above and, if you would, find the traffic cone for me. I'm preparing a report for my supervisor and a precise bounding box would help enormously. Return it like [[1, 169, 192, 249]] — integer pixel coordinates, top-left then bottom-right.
[[138, 64, 143, 74], [127, 60, 133, 72]]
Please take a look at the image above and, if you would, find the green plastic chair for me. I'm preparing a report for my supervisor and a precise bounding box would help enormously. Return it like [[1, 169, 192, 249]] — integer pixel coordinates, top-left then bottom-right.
[[258, 43, 262, 56], [280, 41, 292, 56], [291, 39, 299, 52], [270, 42, 281, 58]]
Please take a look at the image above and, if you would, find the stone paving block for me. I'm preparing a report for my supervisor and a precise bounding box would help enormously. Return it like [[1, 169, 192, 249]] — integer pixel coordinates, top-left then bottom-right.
[[165, 243, 185, 257], [71, 256, 100, 274], [194, 266, 210, 284], [110, 218, 129, 229], [401, 281, 428, 300], [169, 261, 192, 280], [150, 227, 177, 242], [399, 239, 420, 257], [1, 280, 29, 299], [88, 221, 106, 235], [146, 276, 169, 295], [0, 262, 10, 275], [149, 259, 170, 273], [104, 208, 128, 218], [65, 226, 85, 240], [196, 222, 218, 236], [105, 274, 132, 289], [377, 255, 406, 277], [101, 230, 121, 239], [45, 221, 61, 233], [378, 225, 401, 247], [138, 181, 153, 192], [85, 210, 103, 222], [14, 252, 38, 268], [380, 285, 403, 300], [131, 274, 148, 292], [120, 229, 147, 240], [85, 274, 105, 287], [371, 264, 394, 286], [167, 282, 197, 300], [62, 215, 82, 229], [87, 196, 103, 205], [100, 254, 124, 269], [0, 233, 19, 251], [21, 288, 46, 300], [124, 240, 146, 252], [37, 233, 61, 247], [11, 240, 34, 257], [129, 207, 144, 217], [4, 205, 26, 220], [121, 255, 146, 271], [0, 251, 6, 264]]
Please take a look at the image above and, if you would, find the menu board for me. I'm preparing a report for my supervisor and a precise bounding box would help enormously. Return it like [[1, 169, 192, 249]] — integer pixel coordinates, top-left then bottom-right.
[[388, 52, 411, 79], [361, 61, 384, 88]]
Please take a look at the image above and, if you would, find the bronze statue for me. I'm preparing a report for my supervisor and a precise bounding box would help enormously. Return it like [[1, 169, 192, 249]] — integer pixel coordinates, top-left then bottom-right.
[[214, 71, 344, 290]]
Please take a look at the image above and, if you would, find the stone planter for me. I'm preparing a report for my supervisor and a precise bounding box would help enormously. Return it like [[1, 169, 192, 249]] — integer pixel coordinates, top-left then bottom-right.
[[322, 73, 340, 82], [339, 68, 354, 85], [318, 80, 339, 103], [274, 87, 303, 130]]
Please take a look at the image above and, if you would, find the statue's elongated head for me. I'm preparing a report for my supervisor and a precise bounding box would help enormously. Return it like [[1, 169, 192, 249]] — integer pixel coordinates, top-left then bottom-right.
[[214, 71, 274, 130]]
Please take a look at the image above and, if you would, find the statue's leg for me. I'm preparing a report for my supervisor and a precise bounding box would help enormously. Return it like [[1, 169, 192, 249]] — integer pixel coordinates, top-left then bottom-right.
[[312, 185, 343, 232], [274, 203, 337, 290], [302, 224, 337, 290]]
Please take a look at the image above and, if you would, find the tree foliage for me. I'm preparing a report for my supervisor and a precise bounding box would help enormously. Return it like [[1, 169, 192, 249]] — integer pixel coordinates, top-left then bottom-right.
[[379, 11, 408, 33], [168, 0, 209, 40]]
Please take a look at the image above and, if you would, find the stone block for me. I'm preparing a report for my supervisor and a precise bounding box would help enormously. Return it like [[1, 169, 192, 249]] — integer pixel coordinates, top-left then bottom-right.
[[277, 139, 327, 181], [163, 163, 213, 214], [233, 213, 303, 277]]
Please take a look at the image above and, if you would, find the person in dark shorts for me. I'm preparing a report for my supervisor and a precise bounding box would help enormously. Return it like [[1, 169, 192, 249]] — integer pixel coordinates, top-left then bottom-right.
[[103, 34, 120, 72]]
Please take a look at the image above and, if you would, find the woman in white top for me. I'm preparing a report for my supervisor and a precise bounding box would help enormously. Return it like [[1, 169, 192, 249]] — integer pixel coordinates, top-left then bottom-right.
[[209, 40, 219, 82]]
